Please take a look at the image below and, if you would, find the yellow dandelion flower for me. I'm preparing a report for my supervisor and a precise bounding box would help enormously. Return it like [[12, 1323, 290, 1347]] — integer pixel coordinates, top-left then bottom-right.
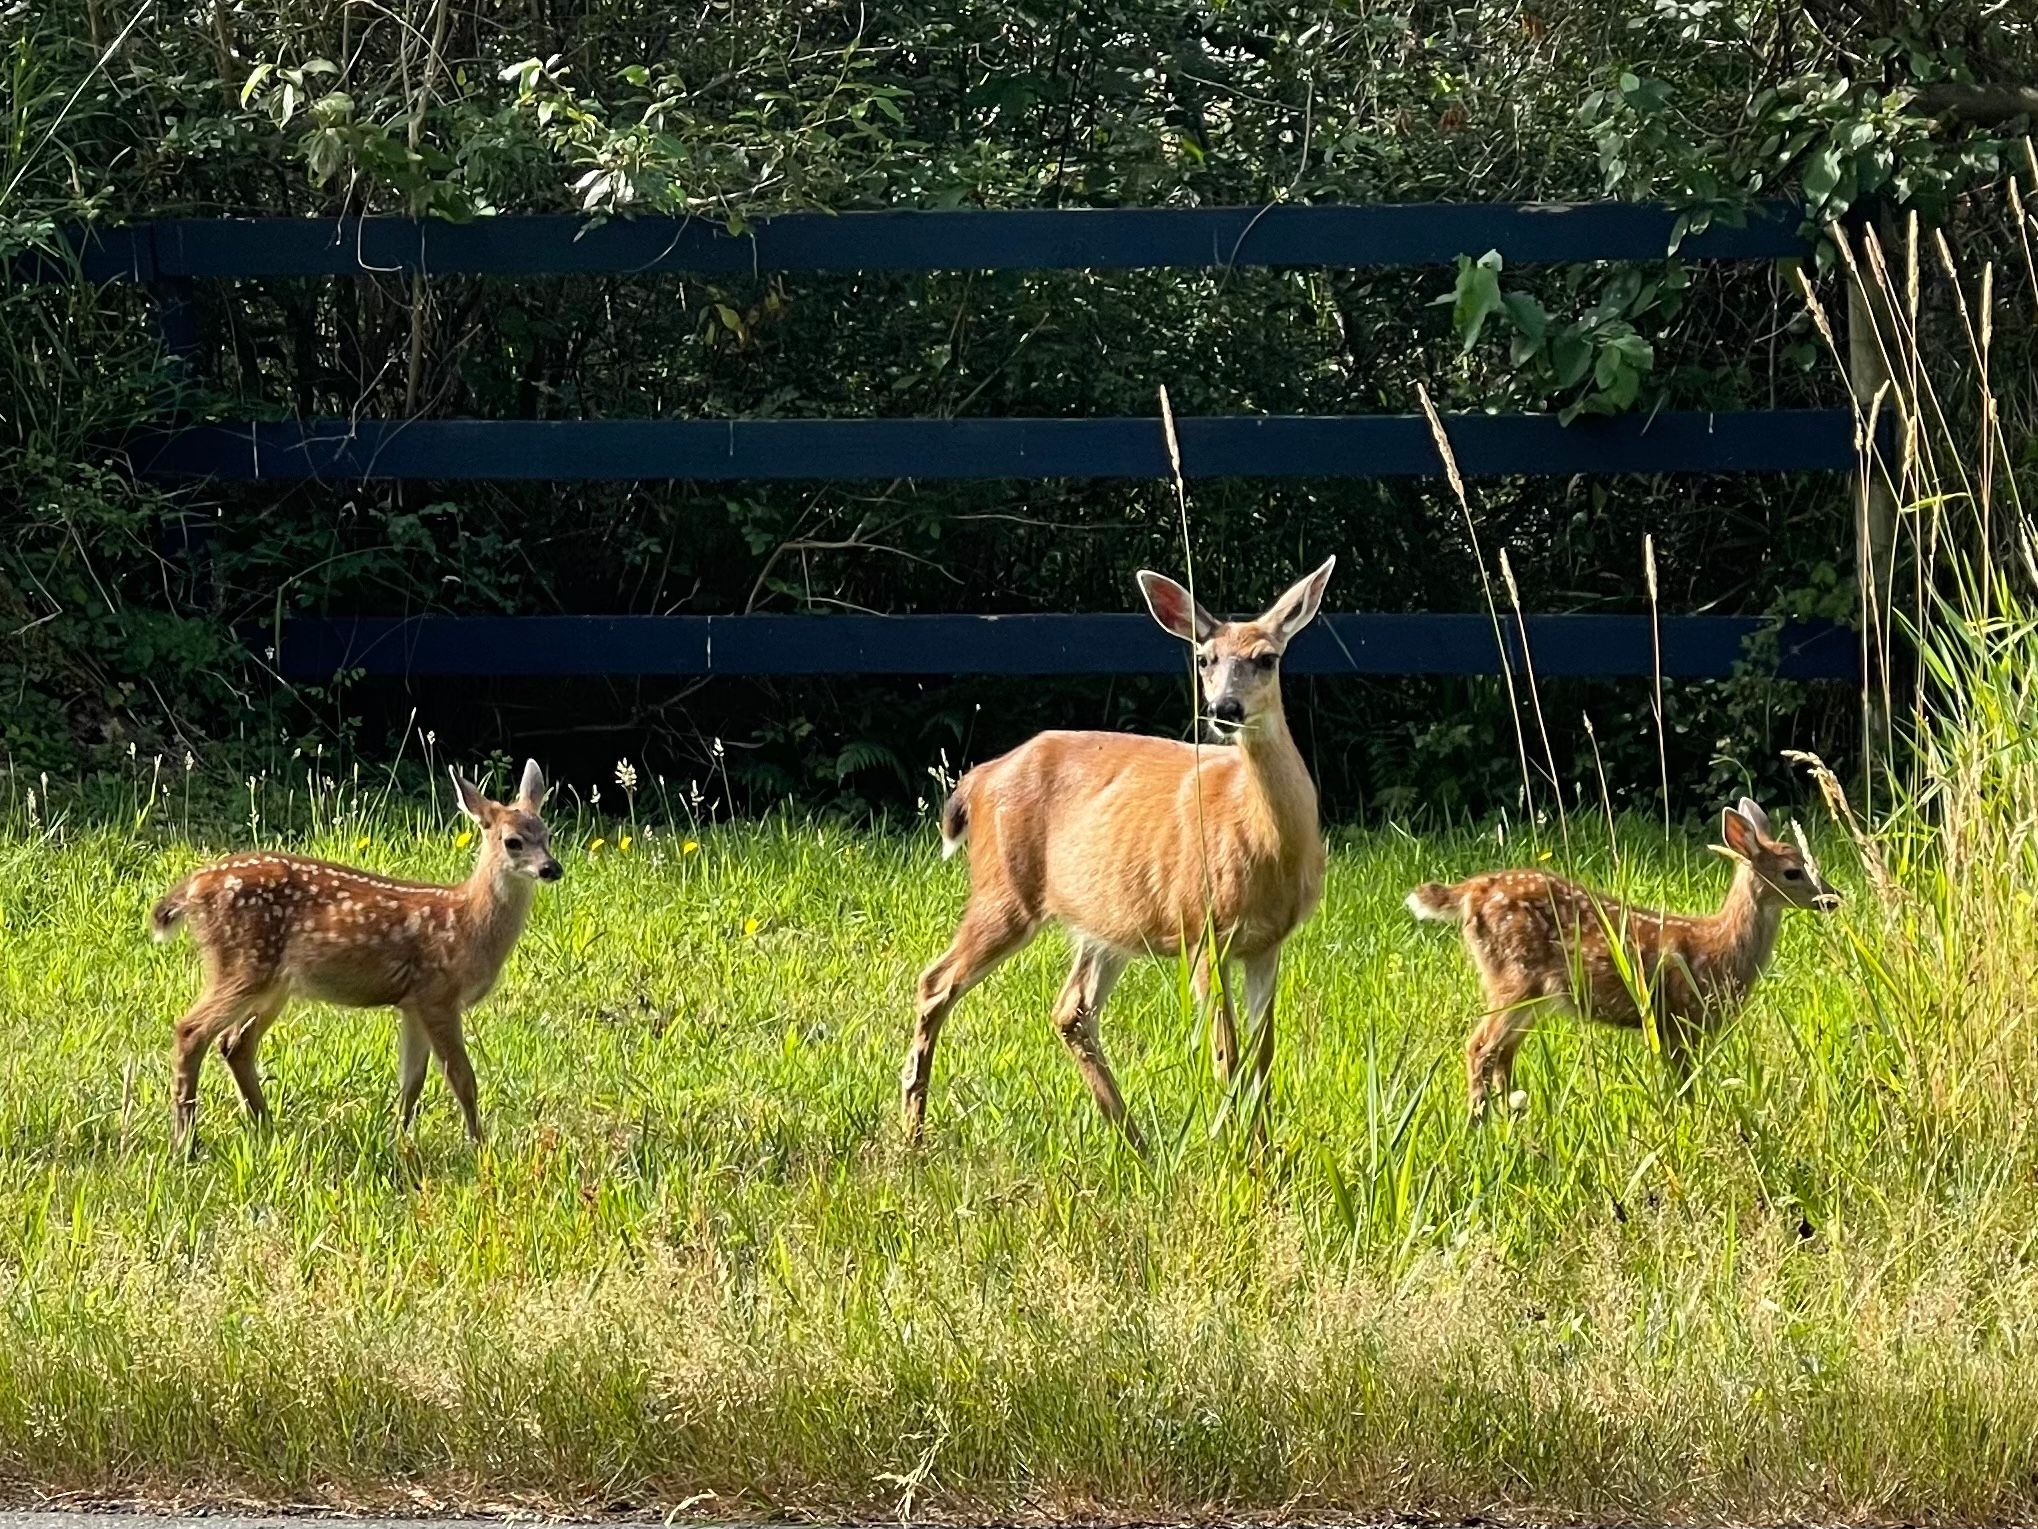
[[1537, 848, 1554, 862], [683, 839, 700, 855], [619, 834, 633, 853], [355, 836, 371, 852], [454, 829, 473, 849], [590, 837, 606, 856], [743, 915, 760, 937]]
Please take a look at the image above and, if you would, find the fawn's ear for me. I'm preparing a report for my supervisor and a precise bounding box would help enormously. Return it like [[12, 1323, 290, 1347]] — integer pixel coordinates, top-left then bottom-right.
[[451, 769, 494, 825], [1736, 796, 1774, 838], [1137, 570, 1219, 643], [1720, 805, 1760, 860], [516, 758, 547, 812], [1263, 554, 1336, 640]]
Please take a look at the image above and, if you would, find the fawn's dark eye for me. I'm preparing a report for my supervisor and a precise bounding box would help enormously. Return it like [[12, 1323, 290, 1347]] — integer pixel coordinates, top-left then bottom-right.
[[1782, 866, 1803, 880], [1255, 653, 1276, 671], [503, 836, 524, 852]]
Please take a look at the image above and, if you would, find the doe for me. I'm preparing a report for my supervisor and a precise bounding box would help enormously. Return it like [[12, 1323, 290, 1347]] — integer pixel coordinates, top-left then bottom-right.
[[903, 558, 1336, 1148], [1407, 796, 1839, 1117], [152, 760, 562, 1151]]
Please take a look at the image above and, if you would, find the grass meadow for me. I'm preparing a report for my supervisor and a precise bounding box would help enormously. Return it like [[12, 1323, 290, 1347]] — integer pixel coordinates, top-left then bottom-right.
[[4, 153, 2036, 1529], [3, 744, 2038, 1521]]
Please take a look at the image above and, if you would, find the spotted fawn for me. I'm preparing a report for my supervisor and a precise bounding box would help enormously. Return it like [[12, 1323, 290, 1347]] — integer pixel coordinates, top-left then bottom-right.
[[1407, 798, 1839, 1117], [153, 760, 562, 1151]]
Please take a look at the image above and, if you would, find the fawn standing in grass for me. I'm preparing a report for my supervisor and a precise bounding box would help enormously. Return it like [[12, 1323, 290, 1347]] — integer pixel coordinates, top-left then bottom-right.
[[152, 760, 562, 1151], [1407, 797, 1840, 1118], [903, 558, 1335, 1149]]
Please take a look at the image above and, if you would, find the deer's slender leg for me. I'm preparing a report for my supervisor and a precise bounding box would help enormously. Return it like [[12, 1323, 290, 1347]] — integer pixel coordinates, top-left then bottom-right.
[[409, 1005, 483, 1144], [216, 987, 288, 1123], [396, 1011, 433, 1129], [1654, 1008, 1707, 1093], [171, 981, 267, 1153], [1240, 948, 1281, 1138], [1465, 979, 1545, 1121], [903, 902, 1037, 1140], [1195, 944, 1241, 1087], [1051, 941, 1138, 1149]]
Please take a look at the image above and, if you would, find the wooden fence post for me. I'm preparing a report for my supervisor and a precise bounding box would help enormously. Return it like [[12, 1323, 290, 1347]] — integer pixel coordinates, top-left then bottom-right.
[[1844, 206, 1900, 751]]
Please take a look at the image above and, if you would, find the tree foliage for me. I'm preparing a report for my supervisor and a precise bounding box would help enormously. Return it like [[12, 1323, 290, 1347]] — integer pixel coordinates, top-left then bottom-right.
[[2, 0, 2031, 813]]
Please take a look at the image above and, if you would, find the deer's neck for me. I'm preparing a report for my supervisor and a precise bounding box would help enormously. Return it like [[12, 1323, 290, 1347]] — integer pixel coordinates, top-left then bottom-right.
[[1235, 696, 1319, 855], [1703, 861, 1783, 999], [458, 855, 538, 974]]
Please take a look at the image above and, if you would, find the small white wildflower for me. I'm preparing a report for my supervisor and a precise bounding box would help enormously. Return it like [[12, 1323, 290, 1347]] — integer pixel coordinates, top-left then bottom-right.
[[614, 759, 639, 792]]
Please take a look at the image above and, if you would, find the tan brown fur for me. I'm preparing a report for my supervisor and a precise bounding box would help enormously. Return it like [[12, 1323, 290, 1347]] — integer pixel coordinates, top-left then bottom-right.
[[903, 558, 1336, 1148], [154, 760, 562, 1151], [1408, 797, 1839, 1117]]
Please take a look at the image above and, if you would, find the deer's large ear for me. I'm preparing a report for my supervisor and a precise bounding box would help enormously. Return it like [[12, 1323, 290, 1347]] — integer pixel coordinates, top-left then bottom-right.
[[451, 769, 494, 825], [1720, 805, 1759, 860], [517, 758, 547, 812], [1137, 570, 1219, 643], [1263, 555, 1336, 640], [1736, 796, 1773, 839]]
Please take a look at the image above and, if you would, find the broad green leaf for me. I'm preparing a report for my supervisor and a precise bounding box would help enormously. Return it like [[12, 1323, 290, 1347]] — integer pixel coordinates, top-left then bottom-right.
[[1803, 145, 1842, 204], [1552, 331, 1593, 388], [1501, 291, 1547, 347], [1449, 250, 1506, 353]]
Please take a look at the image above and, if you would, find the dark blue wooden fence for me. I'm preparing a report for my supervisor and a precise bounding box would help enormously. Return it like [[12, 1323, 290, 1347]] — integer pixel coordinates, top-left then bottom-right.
[[284, 614, 1855, 681], [131, 412, 1854, 483], [46, 202, 1859, 682]]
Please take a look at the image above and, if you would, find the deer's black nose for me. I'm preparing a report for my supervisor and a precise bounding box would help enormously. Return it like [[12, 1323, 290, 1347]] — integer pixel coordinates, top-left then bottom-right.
[[539, 861, 563, 882], [1210, 697, 1246, 724]]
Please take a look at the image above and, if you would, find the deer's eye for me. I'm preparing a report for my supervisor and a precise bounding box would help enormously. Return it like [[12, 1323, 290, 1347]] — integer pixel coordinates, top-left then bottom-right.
[[1255, 653, 1275, 671], [504, 836, 524, 852], [1782, 866, 1803, 880]]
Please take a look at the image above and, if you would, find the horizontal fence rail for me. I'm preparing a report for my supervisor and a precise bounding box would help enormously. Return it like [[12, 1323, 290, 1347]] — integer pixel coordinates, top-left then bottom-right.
[[273, 614, 1858, 683], [135, 410, 1859, 482], [35, 202, 1807, 283], [35, 200, 1857, 685]]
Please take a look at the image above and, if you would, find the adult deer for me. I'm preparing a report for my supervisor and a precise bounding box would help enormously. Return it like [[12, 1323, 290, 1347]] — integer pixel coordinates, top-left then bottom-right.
[[902, 558, 1336, 1148], [1407, 797, 1840, 1117], [152, 760, 562, 1152]]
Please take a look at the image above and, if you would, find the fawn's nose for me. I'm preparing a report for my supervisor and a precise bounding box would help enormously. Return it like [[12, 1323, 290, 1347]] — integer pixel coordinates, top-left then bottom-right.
[[1814, 889, 1841, 911], [539, 860, 563, 882], [1210, 696, 1246, 725]]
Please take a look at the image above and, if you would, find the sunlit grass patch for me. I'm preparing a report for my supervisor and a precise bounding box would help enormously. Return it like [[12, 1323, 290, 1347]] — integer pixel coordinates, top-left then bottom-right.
[[1, 782, 2036, 1519]]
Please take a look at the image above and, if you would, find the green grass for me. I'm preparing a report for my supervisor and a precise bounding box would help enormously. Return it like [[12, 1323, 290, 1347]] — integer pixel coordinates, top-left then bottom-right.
[[3, 774, 2038, 1521]]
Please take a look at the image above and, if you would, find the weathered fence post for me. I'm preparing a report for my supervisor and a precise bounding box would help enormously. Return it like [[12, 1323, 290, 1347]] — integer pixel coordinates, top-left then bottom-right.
[[1843, 205, 1900, 752]]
